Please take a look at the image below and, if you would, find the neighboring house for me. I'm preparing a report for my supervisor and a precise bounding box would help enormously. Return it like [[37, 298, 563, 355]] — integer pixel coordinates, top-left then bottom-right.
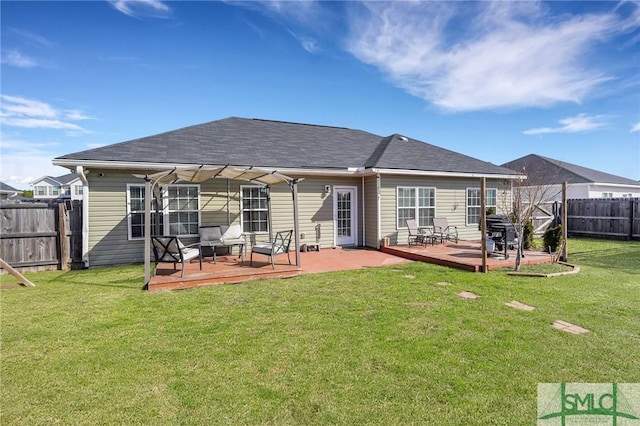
[[0, 181, 19, 200], [52, 117, 522, 268], [30, 173, 84, 201], [502, 154, 640, 201]]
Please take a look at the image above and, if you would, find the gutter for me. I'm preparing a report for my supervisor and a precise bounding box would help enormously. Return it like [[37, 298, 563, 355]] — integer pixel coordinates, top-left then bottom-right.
[[75, 165, 90, 268], [53, 159, 525, 181]]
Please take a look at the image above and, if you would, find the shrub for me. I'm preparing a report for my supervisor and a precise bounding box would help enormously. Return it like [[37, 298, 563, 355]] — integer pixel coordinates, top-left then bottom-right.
[[523, 220, 535, 250], [542, 225, 562, 252]]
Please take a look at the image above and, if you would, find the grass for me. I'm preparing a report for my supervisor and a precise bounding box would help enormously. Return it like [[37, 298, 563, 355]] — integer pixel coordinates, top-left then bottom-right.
[[1, 237, 639, 425]]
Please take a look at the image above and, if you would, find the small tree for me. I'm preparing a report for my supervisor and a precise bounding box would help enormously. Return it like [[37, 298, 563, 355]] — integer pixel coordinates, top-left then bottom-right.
[[498, 162, 566, 271]]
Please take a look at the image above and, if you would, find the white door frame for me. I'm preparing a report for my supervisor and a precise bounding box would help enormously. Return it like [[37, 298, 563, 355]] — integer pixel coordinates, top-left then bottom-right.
[[333, 185, 358, 246]]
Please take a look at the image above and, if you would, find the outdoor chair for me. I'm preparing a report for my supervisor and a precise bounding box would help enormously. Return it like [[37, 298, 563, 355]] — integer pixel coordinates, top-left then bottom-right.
[[199, 224, 247, 262], [250, 230, 293, 269], [406, 219, 433, 246], [151, 236, 201, 278], [432, 218, 458, 244]]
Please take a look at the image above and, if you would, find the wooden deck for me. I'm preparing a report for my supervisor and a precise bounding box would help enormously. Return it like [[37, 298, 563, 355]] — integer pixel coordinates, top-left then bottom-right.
[[381, 240, 551, 272], [148, 241, 551, 291]]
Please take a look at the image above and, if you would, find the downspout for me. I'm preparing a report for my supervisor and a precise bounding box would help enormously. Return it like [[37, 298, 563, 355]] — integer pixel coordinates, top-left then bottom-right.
[[361, 176, 365, 247], [376, 174, 381, 249], [76, 166, 90, 268]]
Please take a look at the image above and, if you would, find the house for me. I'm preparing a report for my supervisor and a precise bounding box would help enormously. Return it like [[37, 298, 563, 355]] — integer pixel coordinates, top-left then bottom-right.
[[502, 154, 640, 200], [52, 117, 522, 268], [30, 173, 84, 201], [0, 181, 19, 200]]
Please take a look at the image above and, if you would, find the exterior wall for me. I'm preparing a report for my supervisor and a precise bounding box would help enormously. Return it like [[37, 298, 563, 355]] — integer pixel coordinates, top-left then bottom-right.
[[32, 177, 62, 198], [379, 175, 512, 245], [363, 175, 379, 248], [267, 176, 364, 249], [585, 183, 640, 199], [525, 183, 640, 201], [69, 182, 84, 200], [85, 170, 365, 267]]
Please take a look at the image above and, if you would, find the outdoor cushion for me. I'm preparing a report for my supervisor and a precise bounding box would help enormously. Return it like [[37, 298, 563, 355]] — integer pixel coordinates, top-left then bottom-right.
[[222, 224, 243, 240], [200, 226, 222, 242]]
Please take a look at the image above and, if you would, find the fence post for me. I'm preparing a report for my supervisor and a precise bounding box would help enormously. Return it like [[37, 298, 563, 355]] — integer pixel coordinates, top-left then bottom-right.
[[58, 203, 69, 270], [629, 199, 635, 240], [561, 182, 568, 262]]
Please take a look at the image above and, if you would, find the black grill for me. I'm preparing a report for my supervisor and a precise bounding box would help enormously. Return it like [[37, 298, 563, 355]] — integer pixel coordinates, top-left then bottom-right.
[[486, 214, 517, 259]]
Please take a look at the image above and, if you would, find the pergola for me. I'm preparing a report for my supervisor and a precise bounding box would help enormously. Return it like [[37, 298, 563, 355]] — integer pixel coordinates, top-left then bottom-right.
[[138, 165, 301, 286]]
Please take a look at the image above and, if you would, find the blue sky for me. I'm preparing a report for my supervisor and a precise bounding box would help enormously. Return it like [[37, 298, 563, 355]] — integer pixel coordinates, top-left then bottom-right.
[[1, 0, 639, 190]]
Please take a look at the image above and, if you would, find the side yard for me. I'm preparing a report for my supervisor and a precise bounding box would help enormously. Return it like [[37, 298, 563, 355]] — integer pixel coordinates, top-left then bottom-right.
[[1, 238, 639, 424]]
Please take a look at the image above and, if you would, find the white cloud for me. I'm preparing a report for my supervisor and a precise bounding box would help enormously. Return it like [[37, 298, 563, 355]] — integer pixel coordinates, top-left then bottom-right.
[[1, 50, 38, 68], [523, 114, 609, 135], [0, 137, 66, 189], [288, 30, 318, 53], [228, 1, 325, 54], [631, 121, 640, 133], [109, 0, 171, 18], [0, 95, 92, 135], [345, 1, 632, 111]]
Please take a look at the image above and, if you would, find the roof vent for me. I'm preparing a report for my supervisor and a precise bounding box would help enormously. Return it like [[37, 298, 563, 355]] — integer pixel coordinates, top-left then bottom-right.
[[398, 135, 408, 142]]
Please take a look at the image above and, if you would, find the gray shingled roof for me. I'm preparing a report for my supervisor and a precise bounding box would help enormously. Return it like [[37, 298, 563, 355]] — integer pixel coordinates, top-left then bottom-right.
[[57, 117, 518, 176], [0, 181, 18, 192], [502, 154, 640, 186]]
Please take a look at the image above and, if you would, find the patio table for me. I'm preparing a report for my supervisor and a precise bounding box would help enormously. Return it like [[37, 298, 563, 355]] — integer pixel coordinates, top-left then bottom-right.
[[199, 241, 246, 264]]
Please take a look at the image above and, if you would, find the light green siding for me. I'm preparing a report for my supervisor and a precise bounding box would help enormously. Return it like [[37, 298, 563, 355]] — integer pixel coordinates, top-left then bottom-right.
[[266, 176, 364, 248], [86, 169, 512, 267], [86, 171, 365, 266], [379, 175, 512, 245], [363, 175, 379, 248]]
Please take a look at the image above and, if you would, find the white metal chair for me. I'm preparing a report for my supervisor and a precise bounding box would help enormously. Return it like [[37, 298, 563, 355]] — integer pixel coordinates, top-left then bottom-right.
[[432, 218, 458, 244], [406, 219, 431, 246], [250, 230, 293, 269]]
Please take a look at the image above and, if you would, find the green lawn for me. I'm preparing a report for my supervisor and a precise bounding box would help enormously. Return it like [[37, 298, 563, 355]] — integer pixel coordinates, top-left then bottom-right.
[[1, 238, 639, 425]]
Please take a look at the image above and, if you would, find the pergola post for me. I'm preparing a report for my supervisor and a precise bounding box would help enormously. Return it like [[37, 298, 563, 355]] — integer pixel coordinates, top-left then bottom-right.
[[144, 176, 152, 288], [292, 178, 301, 267], [267, 185, 273, 243], [480, 177, 487, 273]]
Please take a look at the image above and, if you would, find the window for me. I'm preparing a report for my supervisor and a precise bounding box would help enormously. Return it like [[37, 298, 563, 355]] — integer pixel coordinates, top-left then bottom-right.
[[167, 186, 199, 235], [127, 185, 163, 240], [51, 186, 60, 196], [35, 186, 47, 196], [241, 186, 269, 233], [74, 185, 83, 196], [127, 184, 199, 240], [602, 192, 613, 198], [466, 188, 497, 225], [396, 187, 436, 228]]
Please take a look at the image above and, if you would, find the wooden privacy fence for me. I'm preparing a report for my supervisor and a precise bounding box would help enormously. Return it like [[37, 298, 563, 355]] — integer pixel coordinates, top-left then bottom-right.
[[0, 201, 83, 273], [566, 198, 640, 240]]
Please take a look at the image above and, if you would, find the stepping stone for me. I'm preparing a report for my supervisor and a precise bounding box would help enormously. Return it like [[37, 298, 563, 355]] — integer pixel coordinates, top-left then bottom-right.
[[505, 300, 535, 311], [552, 320, 589, 335], [457, 291, 479, 300], [436, 281, 450, 286]]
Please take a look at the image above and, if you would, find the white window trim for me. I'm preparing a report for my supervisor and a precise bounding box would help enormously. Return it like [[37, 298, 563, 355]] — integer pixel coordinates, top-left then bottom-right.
[[166, 184, 201, 237], [466, 187, 497, 226], [126, 183, 146, 241], [396, 186, 436, 229], [240, 185, 269, 234], [126, 183, 201, 241]]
